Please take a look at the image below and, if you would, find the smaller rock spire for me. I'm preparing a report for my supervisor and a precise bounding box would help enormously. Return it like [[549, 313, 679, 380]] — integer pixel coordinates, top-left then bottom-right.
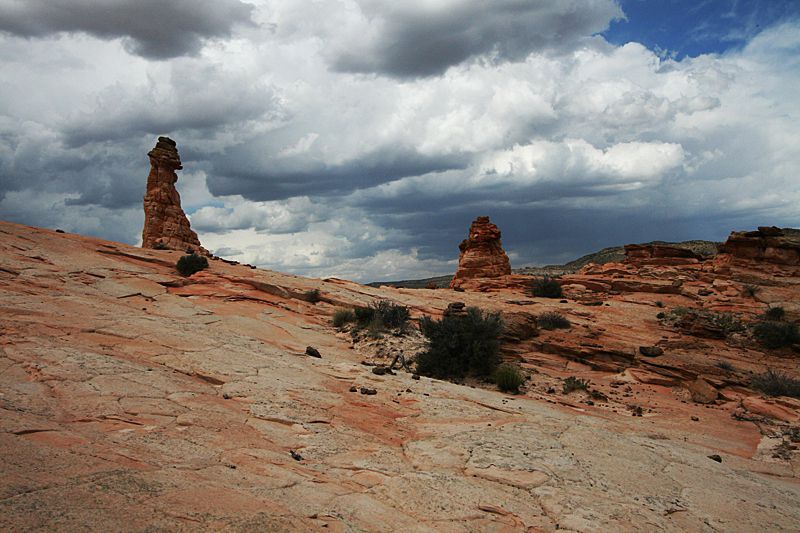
[[450, 216, 511, 289]]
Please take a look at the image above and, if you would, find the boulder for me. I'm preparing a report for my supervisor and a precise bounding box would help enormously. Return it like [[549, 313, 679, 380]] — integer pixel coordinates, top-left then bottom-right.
[[687, 377, 719, 404]]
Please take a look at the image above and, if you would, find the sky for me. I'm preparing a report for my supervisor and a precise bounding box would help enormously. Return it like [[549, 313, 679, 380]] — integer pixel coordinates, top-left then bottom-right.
[[1, 0, 799, 283]]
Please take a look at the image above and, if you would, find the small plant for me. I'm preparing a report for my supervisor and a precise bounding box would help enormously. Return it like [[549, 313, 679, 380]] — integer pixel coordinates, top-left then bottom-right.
[[765, 306, 786, 321], [715, 360, 734, 372], [563, 376, 590, 394], [750, 368, 800, 399], [711, 313, 745, 334], [753, 320, 800, 349], [742, 284, 761, 298], [332, 308, 356, 328], [176, 253, 209, 276], [494, 364, 524, 393], [538, 312, 571, 331], [304, 289, 321, 303], [529, 276, 564, 299], [415, 307, 503, 379], [655, 301, 664, 308], [366, 314, 385, 339]]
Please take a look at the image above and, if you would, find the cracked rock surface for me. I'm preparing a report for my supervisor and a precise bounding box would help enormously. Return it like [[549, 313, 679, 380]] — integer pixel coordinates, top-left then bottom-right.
[[0, 220, 798, 532]]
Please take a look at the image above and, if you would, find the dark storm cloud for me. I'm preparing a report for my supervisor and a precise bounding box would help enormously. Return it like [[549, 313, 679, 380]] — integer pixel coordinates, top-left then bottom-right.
[[207, 144, 472, 201], [0, 0, 255, 59], [330, 0, 623, 77]]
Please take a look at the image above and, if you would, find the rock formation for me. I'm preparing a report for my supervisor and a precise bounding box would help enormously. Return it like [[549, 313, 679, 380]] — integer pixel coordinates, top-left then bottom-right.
[[142, 137, 208, 255], [450, 216, 511, 289], [713, 226, 800, 277]]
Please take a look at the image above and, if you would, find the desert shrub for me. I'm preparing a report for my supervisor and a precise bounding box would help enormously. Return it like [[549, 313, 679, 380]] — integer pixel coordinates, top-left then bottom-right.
[[563, 376, 591, 394], [753, 320, 800, 349], [304, 289, 321, 303], [538, 312, 571, 331], [494, 364, 524, 393], [366, 314, 385, 339], [765, 307, 786, 321], [415, 307, 503, 379], [655, 301, 664, 308], [529, 276, 564, 299], [176, 253, 209, 276], [354, 306, 375, 325], [715, 360, 734, 372], [332, 308, 356, 328], [742, 283, 761, 298], [371, 300, 411, 332], [711, 313, 745, 334], [750, 368, 800, 398]]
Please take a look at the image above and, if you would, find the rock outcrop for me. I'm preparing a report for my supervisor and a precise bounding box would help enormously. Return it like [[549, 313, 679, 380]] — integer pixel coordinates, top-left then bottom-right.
[[450, 216, 511, 289], [711, 226, 800, 278], [142, 137, 208, 255]]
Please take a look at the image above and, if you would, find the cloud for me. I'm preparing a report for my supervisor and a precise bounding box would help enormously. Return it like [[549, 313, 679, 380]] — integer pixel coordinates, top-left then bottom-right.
[[0, 0, 255, 59], [319, 0, 624, 77], [0, 5, 798, 283]]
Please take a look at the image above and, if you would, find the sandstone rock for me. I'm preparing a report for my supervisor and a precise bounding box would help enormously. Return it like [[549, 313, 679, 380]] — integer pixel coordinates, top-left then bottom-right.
[[624, 244, 706, 266], [141, 137, 208, 255], [443, 301, 468, 318], [687, 377, 718, 404], [716, 227, 800, 268], [425, 282, 438, 290], [306, 346, 322, 358], [450, 216, 511, 289], [638, 346, 664, 357]]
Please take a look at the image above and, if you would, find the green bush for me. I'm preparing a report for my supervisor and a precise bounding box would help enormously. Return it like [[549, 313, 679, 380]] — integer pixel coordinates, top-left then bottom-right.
[[332, 308, 356, 328], [415, 307, 503, 379], [494, 364, 524, 393], [176, 253, 209, 276], [304, 289, 321, 303], [750, 368, 800, 398], [538, 312, 571, 330], [354, 306, 374, 324], [711, 313, 745, 334], [529, 276, 564, 299], [371, 300, 411, 332], [765, 307, 786, 321], [563, 376, 590, 394], [754, 320, 800, 349], [367, 314, 385, 339]]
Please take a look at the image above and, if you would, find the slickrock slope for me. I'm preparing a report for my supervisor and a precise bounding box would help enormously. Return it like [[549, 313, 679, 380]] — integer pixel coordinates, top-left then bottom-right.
[[142, 137, 208, 255], [451, 216, 512, 289], [1, 220, 799, 532]]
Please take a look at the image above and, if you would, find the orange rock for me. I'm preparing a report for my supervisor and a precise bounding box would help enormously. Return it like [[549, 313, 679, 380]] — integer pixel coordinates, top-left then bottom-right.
[[450, 216, 511, 289], [141, 137, 208, 255], [687, 377, 719, 404]]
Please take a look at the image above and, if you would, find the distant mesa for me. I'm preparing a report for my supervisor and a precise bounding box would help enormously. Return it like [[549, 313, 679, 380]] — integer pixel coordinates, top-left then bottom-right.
[[142, 137, 209, 255], [450, 216, 511, 289]]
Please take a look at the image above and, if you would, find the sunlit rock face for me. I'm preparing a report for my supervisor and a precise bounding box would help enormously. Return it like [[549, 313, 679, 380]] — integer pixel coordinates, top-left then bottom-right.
[[141, 137, 208, 255], [450, 216, 511, 289]]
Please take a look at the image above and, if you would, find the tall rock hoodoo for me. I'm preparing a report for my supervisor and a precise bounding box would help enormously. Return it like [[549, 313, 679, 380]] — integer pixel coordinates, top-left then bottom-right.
[[450, 216, 511, 289], [142, 137, 208, 255]]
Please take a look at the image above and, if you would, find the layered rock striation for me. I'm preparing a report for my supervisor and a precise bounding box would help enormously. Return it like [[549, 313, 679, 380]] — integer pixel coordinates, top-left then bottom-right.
[[450, 216, 511, 289], [142, 137, 208, 255]]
